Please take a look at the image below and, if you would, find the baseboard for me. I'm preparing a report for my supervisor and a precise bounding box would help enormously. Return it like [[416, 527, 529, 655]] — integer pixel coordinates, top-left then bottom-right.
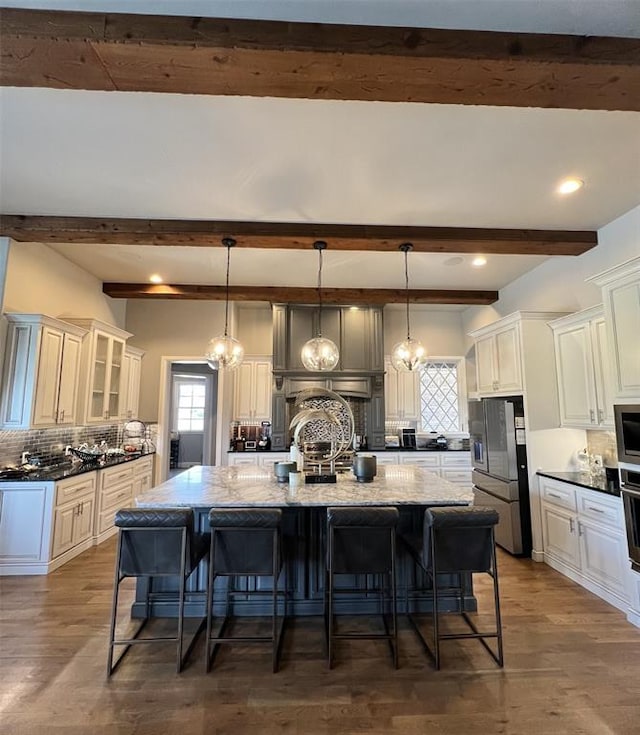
[[626, 607, 640, 628], [48, 538, 95, 573], [95, 525, 117, 546], [0, 561, 51, 575], [544, 553, 630, 615], [531, 549, 545, 562]]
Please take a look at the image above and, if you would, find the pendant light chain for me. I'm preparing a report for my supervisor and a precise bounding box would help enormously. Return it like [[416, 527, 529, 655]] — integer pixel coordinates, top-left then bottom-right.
[[404, 245, 411, 340], [223, 241, 231, 337], [317, 245, 324, 338]]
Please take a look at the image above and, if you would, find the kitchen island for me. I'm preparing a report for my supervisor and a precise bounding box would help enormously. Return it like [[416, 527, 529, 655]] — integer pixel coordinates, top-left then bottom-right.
[[132, 464, 474, 617]]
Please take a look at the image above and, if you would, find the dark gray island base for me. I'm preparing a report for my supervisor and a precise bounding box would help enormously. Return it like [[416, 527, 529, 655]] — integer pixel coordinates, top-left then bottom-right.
[[133, 465, 476, 617]]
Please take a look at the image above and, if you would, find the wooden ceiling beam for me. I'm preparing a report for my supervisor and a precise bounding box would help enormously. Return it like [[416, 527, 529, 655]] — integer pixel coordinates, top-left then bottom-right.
[[1, 215, 597, 256], [101, 283, 498, 305], [1, 8, 639, 111]]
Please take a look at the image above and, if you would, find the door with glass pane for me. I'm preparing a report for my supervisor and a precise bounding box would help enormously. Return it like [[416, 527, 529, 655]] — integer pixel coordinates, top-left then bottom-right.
[[172, 376, 208, 469]]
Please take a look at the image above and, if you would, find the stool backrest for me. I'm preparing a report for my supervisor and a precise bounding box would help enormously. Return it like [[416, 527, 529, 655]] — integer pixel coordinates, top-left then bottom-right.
[[209, 508, 282, 576], [423, 506, 499, 573], [115, 508, 194, 577], [327, 506, 399, 575]]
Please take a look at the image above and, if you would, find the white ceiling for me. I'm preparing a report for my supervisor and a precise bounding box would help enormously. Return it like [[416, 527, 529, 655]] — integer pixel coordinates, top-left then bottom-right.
[[1, 0, 639, 297]]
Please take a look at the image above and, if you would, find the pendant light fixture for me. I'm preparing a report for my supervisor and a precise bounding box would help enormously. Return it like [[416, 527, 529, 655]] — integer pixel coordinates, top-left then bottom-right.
[[204, 237, 244, 370], [301, 240, 340, 372], [391, 243, 427, 373]]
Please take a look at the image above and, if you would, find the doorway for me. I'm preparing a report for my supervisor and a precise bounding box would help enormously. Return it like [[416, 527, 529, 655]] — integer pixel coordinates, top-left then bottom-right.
[[168, 362, 217, 479]]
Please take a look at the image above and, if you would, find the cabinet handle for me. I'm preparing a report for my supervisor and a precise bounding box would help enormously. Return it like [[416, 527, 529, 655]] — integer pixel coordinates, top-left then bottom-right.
[[587, 506, 605, 513], [589, 409, 595, 424], [547, 492, 562, 499], [577, 521, 583, 537], [597, 409, 604, 424], [60, 409, 65, 422], [569, 518, 574, 533]]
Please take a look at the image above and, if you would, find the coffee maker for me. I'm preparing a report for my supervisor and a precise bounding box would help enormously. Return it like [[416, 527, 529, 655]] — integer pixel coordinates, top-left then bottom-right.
[[257, 421, 272, 451]]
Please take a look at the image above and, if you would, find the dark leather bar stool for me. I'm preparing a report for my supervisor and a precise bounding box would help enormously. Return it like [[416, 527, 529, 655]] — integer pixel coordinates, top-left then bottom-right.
[[206, 508, 285, 673], [325, 506, 399, 669], [403, 506, 503, 670], [107, 507, 208, 676]]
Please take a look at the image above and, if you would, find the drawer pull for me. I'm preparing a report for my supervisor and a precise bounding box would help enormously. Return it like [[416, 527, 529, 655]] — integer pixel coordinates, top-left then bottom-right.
[[587, 506, 605, 513], [547, 492, 562, 499]]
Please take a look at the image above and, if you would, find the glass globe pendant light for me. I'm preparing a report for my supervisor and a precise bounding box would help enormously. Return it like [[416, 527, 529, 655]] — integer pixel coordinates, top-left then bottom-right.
[[391, 243, 427, 373], [301, 241, 340, 372], [204, 237, 245, 370]]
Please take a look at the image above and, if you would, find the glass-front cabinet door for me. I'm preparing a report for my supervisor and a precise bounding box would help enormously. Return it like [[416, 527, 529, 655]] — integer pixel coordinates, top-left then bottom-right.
[[86, 330, 126, 422], [63, 318, 133, 425]]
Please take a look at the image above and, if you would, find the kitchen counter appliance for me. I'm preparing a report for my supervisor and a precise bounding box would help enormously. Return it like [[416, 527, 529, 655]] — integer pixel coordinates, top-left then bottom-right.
[[399, 428, 417, 449], [621, 466, 640, 573], [469, 397, 531, 556]]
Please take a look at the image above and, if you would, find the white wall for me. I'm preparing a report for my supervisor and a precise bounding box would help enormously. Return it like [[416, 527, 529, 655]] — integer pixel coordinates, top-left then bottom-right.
[[461, 204, 640, 560], [124, 299, 231, 420], [3, 241, 125, 326], [462, 204, 640, 338], [383, 305, 466, 356], [237, 304, 273, 354]]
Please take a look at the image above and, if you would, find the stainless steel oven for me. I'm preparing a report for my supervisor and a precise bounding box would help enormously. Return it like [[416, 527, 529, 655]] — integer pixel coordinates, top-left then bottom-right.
[[621, 467, 640, 573]]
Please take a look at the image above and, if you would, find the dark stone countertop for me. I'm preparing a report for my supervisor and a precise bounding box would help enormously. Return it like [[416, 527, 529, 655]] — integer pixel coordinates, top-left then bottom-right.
[[0, 451, 155, 483], [536, 470, 621, 497], [227, 447, 470, 454]]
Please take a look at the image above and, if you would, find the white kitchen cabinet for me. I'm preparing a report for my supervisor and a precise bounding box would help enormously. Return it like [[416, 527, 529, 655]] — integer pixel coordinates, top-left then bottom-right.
[[384, 357, 420, 421], [95, 463, 134, 542], [65, 318, 133, 424], [233, 357, 272, 422], [51, 474, 97, 561], [549, 306, 613, 429], [469, 311, 568, 432], [587, 256, 640, 400], [0, 314, 86, 429], [0, 484, 54, 573], [474, 322, 521, 394], [373, 451, 472, 488], [539, 475, 629, 613], [119, 346, 144, 420]]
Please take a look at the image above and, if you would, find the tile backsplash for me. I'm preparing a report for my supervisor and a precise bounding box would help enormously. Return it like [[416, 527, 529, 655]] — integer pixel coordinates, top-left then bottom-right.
[[0, 424, 120, 467], [586, 429, 618, 467]]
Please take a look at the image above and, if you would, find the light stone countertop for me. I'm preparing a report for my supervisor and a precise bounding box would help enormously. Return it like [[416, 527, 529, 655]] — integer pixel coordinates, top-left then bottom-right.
[[135, 464, 473, 508]]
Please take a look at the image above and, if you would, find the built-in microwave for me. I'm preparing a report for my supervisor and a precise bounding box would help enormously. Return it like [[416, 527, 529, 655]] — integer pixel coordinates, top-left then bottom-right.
[[614, 404, 640, 466]]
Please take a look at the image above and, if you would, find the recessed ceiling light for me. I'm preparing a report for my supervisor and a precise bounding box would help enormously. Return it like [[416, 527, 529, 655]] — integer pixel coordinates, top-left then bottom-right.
[[557, 178, 584, 195], [149, 274, 163, 284], [472, 256, 487, 268], [443, 256, 464, 267]]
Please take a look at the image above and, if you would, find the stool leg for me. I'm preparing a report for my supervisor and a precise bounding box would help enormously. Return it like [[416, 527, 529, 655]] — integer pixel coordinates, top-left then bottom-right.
[[176, 528, 188, 673], [391, 530, 398, 669], [431, 532, 441, 671], [327, 526, 334, 670], [492, 535, 504, 667], [107, 532, 124, 676], [272, 528, 279, 673], [205, 531, 216, 672]]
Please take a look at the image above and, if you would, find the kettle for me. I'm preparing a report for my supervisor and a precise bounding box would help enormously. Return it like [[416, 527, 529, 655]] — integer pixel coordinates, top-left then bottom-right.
[[435, 435, 448, 449]]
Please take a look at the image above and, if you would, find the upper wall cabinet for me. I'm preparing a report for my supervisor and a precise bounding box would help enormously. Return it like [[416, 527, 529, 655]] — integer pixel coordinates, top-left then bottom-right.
[[119, 346, 145, 420], [587, 256, 640, 402], [384, 356, 420, 422], [64, 319, 133, 424], [0, 314, 87, 429], [233, 357, 272, 422], [469, 311, 568, 430], [549, 306, 614, 429], [272, 305, 384, 374]]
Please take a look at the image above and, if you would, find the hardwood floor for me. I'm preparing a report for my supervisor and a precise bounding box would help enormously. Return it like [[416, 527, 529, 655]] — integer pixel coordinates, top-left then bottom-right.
[[1, 539, 639, 734]]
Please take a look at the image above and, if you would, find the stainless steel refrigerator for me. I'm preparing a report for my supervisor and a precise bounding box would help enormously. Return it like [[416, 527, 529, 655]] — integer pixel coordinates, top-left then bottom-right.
[[469, 396, 532, 556]]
